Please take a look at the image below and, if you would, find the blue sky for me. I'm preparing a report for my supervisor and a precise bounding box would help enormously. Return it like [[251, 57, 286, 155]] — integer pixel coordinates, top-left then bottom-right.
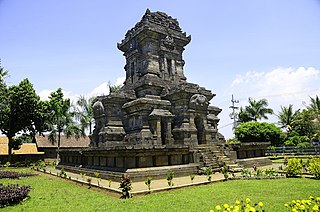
[[1, 0, 320, 138]]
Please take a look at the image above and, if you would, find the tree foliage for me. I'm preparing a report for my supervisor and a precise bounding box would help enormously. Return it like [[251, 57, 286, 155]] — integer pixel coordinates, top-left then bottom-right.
[[275, 95, 320, 147], [235, 122, 282, 145], [276, 104, 300, 132], [74, 95, 95, 134], [46, 88, 83, 160], [238, 98, 273, 123], [0, 78, 45, 159]]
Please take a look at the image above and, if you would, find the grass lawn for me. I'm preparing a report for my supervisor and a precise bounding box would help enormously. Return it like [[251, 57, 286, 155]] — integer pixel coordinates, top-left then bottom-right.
[[1, 168, 320, 211]]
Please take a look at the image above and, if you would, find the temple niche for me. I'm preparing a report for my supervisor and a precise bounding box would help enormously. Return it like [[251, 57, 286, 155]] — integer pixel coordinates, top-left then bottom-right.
[[58, 10, 241, 181]]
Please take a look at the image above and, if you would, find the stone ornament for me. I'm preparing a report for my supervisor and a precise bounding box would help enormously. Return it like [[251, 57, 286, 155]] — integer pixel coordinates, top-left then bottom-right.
[[189, 94, 209, 109]]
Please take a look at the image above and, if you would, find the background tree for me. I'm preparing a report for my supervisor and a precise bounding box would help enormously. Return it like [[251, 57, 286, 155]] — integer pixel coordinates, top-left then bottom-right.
[[237, 107, 251, 123], [276, 104, 300, 132], [47, 88, 84, 161], [0, 78, 45, 160], [308, 96, 320, 131], [235, 122, 282, 146], [307, 96, 320, 142], [74, 95, 95, 134], [308, 95, 320, 114], [244, 98, 274, 121]]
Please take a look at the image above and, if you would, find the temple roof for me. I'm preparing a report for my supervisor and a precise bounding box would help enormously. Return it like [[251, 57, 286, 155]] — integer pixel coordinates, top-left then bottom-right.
[[127, 9, 182, 36], [118, 9, 190, 50], [36, 135, 90, 148]]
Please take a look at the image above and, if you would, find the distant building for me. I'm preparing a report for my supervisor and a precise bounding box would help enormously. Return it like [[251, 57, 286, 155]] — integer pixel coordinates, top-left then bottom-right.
[[36, 136, 90, 160], [0, 137, 44, 162]]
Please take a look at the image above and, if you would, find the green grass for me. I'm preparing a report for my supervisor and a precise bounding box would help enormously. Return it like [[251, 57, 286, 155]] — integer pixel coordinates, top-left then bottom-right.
[[1, 168, 320, 211]]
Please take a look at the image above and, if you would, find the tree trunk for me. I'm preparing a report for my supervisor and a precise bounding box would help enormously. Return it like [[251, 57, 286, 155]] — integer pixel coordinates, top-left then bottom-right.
[[7, 136, 13, 162], [57, 132, 61, 163]]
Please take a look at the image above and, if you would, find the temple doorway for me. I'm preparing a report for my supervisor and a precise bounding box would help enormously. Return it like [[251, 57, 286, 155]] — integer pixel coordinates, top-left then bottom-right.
[[161, 119, 167, 145], [195, 116, 205, 144]]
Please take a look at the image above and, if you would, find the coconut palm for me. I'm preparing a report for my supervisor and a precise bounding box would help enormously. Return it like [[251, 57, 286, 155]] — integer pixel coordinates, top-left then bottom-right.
[[237, 107, 251, 123], [74, 95, 95, 135], [244, 98, 274, 121], [307, 95, 320, 140], [308, 95, 320, 114], [276, 104, 300, 132]]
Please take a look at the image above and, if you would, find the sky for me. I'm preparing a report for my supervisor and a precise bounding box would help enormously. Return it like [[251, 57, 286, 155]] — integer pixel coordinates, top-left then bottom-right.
[[1, 0, 320, 138]]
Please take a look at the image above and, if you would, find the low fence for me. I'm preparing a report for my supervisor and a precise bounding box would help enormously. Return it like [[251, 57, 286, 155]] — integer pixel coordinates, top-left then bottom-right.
[[266, 146, 320, 155]]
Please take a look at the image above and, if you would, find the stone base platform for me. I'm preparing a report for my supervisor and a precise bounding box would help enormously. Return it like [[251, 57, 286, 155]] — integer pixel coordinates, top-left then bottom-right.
[[57, 163, 199, 182], [235, 157, 272, 168]]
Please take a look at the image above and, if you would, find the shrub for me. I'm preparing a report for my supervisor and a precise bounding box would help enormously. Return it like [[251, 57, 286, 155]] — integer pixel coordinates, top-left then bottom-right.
[[284, 135, 310, 147], [284, 196, 320, 211], [190, 174, 196, 183], [119, 174, 132, 199], [144, 177, 152, 192], [35, 160, 46, 170], [0, 171, 37, 179], [80, 173, 86, 179], [94, 172, 101, 186], [59, 168, 67, 178], [235, 122, 282, 145], [210, 198, 265, 212], [166, 170, 174, 187], [226, 138, 240, 145], [241, 169, 252, 178], [285, 158, 302, 177], [204, 167, 213, 182], [4, 162, 10, 169], [309, 157, 320, 179], [255, 168, 264, 177], [0, 184, 31, 208], [264, 168, 278, 177], [221, 166, 229, 180]]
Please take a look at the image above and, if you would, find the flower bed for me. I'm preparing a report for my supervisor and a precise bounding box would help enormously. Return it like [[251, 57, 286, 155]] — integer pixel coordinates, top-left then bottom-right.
[[0, 171, 37, 179], [0, 184, 31, 208]]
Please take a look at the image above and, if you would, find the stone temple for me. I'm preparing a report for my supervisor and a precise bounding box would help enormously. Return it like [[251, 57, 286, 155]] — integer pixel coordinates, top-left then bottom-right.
[[58, 9, 243, 181]]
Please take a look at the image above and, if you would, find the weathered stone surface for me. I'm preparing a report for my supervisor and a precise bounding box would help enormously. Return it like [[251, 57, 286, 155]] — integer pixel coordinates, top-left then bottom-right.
[[57, 10, 262, 181]]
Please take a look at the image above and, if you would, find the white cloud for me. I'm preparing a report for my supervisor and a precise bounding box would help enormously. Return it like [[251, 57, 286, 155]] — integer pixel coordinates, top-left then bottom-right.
[[115, 76, 125, 86], [37, 89, 79, 103], [231, 66, 320, 106], [38, 89, 53, 101], [88, 82, 109, 97], [37, 76, 125, 103], [219, 66, 320, 139], [87, 76, 125, 97]]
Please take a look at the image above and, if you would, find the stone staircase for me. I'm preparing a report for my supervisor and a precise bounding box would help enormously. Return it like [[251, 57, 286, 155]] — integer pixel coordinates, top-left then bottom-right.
[[194, 144, 243, 173]]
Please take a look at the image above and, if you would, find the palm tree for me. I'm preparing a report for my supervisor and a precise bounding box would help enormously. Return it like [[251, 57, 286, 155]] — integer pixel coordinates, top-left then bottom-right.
[[74, 95, 95, 135], [47, 88, 84, 161], [244, 98, 274, 121], [237, 107, 251, 123], [308, 95, 320, 140], [276, 104, 300, 132], [308, 95, 320, 114]]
